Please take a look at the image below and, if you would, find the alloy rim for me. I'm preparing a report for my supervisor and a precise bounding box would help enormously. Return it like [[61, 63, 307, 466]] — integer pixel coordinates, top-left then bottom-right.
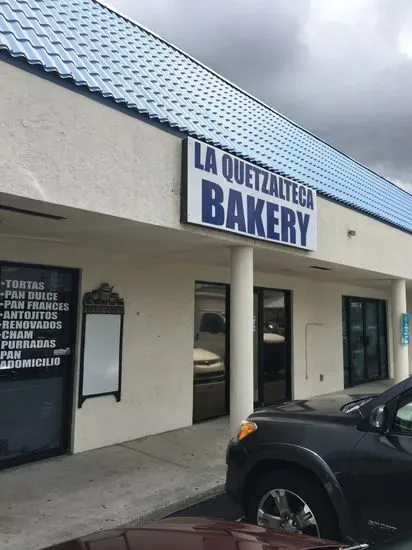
[[257, 488, 320, 537]]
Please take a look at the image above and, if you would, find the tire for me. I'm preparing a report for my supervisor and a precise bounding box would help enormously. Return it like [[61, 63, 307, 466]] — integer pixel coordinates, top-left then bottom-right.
[[245, 469, 341, 541]]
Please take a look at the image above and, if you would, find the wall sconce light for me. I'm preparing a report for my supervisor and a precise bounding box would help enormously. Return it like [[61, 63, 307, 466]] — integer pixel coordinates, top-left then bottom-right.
[[347, 229, 357, 237]]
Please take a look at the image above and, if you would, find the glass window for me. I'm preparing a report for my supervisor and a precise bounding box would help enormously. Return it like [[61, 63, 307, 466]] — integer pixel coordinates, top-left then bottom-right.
[[199, 312, 225, 335], [378, 301, 388, 379], [365, 301, 379, 379], [261, 290, 287, 404], [394, 396, 412, 435], [193, 283, 228, 422], [342, 297, 388, 388], [253, 292, 259, 403], [377, 537, 412, 550], [349, 300, 366, 384], [342, 298, 349, 388], [0, 263, 78, 467]]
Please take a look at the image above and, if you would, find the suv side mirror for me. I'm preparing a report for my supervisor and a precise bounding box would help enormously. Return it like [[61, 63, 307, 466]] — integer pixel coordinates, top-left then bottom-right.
[[369, 405, 388, 433]]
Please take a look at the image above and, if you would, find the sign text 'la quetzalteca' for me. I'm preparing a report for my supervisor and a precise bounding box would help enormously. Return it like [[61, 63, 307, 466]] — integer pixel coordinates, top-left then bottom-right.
[[182, 138, 317, 251]]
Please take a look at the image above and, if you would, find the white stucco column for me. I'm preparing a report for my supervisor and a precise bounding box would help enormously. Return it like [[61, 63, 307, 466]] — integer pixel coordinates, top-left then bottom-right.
[[230, 246, 254, 435], [391, 279, 409, 383]]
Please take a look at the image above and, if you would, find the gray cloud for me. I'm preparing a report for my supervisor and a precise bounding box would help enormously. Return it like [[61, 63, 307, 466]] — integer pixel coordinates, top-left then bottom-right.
[[107, 0, 412, 191]]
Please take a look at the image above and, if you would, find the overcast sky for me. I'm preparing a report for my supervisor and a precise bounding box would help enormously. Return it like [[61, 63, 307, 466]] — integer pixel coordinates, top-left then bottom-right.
[[108, 0, 412, 192]]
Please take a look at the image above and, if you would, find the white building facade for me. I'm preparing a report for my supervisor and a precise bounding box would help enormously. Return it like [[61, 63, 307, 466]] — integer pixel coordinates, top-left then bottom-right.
[[0, 0, 411, 467]]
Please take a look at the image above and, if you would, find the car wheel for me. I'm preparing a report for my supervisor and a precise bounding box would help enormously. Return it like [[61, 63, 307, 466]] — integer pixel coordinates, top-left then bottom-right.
[[245, 470, 341, 541]]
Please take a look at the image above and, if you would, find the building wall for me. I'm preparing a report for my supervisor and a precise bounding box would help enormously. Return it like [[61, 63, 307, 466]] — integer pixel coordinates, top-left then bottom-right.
[[1, 59, 412, 281], [0, 60, 181, 230], [0, 236, 393, 453], [0, 237, 194, 453], [0, 58, 406, 455]]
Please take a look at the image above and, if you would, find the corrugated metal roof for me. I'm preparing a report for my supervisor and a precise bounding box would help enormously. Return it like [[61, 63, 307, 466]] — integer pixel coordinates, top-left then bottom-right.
[[0, 0, 411, 233]]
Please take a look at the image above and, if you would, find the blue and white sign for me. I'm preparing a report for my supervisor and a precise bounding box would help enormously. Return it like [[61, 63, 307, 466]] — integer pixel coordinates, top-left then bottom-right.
[[401, 313, 409, 346], [181, 138, 317, 251]]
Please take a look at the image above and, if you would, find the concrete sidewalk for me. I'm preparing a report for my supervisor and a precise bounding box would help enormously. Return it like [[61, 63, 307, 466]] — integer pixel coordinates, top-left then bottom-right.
[[0, 417, 230, 550], [322, 378, 393, 396]]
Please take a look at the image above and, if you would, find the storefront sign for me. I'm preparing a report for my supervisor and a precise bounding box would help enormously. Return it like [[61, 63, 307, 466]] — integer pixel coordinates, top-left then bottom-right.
[[182, 138, 317, 251], [401, 313, 409, 346], [0, 270, 72, 370]]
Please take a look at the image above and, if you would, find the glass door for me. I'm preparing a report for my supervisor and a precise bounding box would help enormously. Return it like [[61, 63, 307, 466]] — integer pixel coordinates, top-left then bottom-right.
[[253, 291, 260, 403], [349, 299, 367, 385], [343, 299, 349, 387], [343, 297, 388, 387], [193, 282, 291, 420], [365, 301, 380, 380], [378, 301, 389, 379], [254, 288, 290, 406], [0, 262, 78, 468], [193, 283, 228, 422], [262, 290, 288, 404]]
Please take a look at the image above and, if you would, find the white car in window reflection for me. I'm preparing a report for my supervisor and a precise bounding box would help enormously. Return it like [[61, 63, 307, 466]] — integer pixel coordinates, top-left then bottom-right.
[[193, 347, 225, 380], [263, 333, 285, 344], [195, 313, 285, 359]]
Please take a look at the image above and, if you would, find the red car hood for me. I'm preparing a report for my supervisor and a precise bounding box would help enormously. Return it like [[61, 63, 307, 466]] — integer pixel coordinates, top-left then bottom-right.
[[44, 517, 344, 550]]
